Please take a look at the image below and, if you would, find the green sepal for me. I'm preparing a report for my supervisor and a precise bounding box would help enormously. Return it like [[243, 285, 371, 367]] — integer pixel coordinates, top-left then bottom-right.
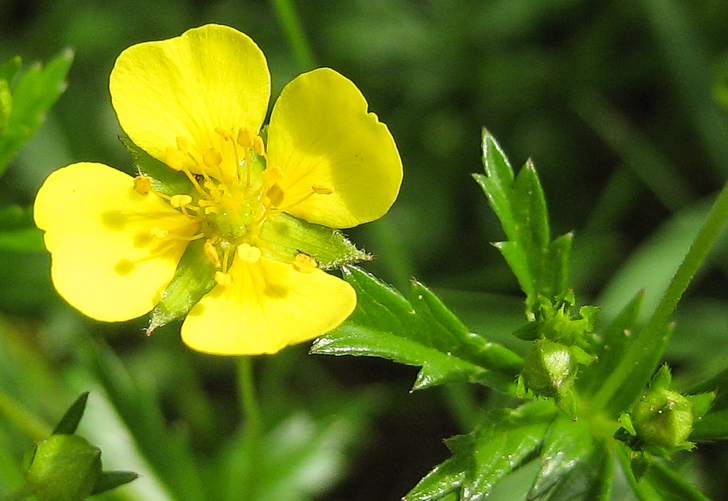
[[0, 49, 73, 177], [259, 212, 370, 269], [119, 136, 194, 197], [147, 238, 216, 333], [52, 392, 89, 435], [91, 470, 140, 495]]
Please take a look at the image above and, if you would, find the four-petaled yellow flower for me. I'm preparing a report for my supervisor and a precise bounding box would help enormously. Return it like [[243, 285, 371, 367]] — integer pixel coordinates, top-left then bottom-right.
[[34, 24, 402, 355]]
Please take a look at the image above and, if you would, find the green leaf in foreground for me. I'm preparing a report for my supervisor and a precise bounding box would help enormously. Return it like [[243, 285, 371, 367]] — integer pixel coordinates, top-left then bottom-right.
[[405, 401, 556, 501], [0, 49, 73, 177], [473, 130, 571, 313], [311, 266, 524, 393]]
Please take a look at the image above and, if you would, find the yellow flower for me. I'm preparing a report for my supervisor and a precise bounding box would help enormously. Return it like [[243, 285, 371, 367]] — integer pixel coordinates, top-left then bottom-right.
[[34, 24, 402, 355]]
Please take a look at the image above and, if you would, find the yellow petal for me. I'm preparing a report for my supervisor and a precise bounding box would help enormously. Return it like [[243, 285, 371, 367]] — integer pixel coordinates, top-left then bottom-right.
[[110, 24, 271, 175], [180, 256, 356, 355], [34, 163, 199, 321], [267, 68, 402, 228]]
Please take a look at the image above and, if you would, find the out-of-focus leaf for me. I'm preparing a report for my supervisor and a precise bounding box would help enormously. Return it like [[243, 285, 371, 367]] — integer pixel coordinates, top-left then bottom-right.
[[0, 205, 45, 252], [0, 49, 73, 176], [690, 408, 728, 441], [311, 266, 523, 393], [220, 392, 379, 501], [579, 291, 643, 397], [473, 130, 571, 312]]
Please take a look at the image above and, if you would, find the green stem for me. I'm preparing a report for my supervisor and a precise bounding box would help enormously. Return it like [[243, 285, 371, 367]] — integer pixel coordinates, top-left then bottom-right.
[[0, 387, 51, 439], [271, 0, 316, 72], [593, 181, 728, 415], [234, 357, 263, 501], [237, 357, 262, 439]]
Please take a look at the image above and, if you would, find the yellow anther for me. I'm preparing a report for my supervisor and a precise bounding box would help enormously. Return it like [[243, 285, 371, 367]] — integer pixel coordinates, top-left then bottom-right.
[[237, 127, 255, 148], [237, 243, 261, 264], [204, 240, 221, 267], [292, 253, 318, 273], [170, 194, 193, 208], [215, 127, 231, 141], [252, 135, 266, 157], [214, 271, 233, 286], [263, 166, 283, 185], [267, 182, 285, 207], [203, 148, 223, 168], [149, 226, 169, 239], [176, 136, 190, 155], [166, 147, 186, 171], [133, 176, 153, 196], [312, 183, 334, 195]]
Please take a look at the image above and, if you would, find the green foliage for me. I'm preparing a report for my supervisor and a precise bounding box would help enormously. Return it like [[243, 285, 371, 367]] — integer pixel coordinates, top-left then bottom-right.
[[313, 130, 728, 500], [311, 266, 523, 394], [0, 50, 73, 177], [473, 131, 572, 316]]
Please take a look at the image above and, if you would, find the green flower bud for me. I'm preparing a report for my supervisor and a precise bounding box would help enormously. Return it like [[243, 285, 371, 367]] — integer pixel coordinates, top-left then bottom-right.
[[522, 339, 576, 399], [631, 366, 694, 449], [24, 434, 102, 501]]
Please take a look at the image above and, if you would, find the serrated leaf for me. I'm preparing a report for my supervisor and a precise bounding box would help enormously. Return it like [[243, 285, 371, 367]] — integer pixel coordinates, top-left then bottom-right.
[[260, 212, 369, 269], [311, 267, 523, 393], [536, 443, 612, 501], [0, 49, 73, 176], [402, 454, 468, 501], [91, 470, 139, 495], [528, 415, 594, 498], [474, 130, 571, 310], [52, 392, 89, 435], [462, 401, 556, 501], [147, 238, 216, 332]]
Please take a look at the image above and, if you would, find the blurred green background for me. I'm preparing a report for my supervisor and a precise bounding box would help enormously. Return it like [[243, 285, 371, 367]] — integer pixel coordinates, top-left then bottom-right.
[[2, 0, 728, 499]]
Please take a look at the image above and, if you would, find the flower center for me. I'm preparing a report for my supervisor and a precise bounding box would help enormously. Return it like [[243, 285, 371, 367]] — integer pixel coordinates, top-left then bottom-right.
[[133, 126, 333, 285]]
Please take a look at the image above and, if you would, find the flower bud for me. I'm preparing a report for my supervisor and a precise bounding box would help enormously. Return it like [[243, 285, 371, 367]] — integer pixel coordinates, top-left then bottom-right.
[[24, 434, 102, 501], [521, 339, 576, 399]]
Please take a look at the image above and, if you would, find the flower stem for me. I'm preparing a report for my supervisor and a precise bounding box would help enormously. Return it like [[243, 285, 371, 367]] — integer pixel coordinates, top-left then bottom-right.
[[0, 386, 52, 439], [593, 181, 728, 415], [235, 357, 263, 500], [270, 0, 316, 72], [237, 357, 262, 439]]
